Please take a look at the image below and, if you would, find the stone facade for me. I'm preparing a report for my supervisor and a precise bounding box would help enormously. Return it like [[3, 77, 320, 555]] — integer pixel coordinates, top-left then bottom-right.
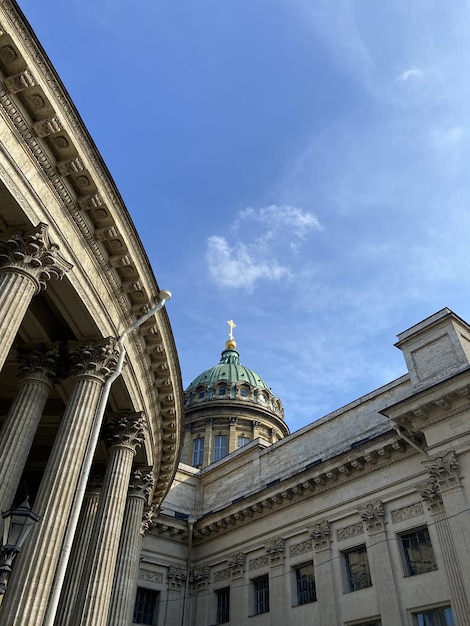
[[144, 309, 470, 626]]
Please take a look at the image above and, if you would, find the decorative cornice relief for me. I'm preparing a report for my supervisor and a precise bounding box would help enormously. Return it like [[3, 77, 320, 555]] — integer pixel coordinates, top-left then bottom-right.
[[192, 436, 414, 543]]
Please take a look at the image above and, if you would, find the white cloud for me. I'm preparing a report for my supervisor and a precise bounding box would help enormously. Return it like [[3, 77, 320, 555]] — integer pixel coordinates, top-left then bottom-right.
[[206, 235, 290, 291], [397, 66, 423, 82], [206, 205, 322, 291]]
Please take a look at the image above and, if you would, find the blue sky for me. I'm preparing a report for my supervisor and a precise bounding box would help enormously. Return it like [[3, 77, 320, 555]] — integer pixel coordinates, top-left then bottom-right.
[[18, 0, 470, 432]]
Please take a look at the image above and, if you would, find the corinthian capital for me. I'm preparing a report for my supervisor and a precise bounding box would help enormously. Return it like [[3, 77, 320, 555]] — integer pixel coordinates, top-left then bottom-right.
[[0, 223, 72, 292], [16, 343, 62, 385], [128, 467, 155, 500], [68, 337, 119, 381], [423, 451, 460, 490], [103, 412, 147, 453]]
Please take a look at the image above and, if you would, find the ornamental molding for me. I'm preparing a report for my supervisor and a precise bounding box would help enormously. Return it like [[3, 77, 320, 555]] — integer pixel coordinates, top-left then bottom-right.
[[103, 412, 147, 453], [358, 500, 385, 534], [416, 479, 444, 514], [67, 337, 119, 381], [192, 436, 415, 543], [16, 342, 62, 385], [337, 522, 364, 542], [391, 502, 424, 524], [388, 380, 470, 433], [290, 539, 313, 557], [0, 223, 72, 292], [308, 520, 331, 551], [139, 568, 163, 585]]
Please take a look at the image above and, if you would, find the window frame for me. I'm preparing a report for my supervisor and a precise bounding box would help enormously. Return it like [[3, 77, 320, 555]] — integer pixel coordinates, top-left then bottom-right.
[[215, 587, 230, 624], [293, 562, 317, 606], [252, 574, 270, 615], [213, 434, 227, 462], [399, 526, 437, 577], [342, 544, 372, 592], [132, 587, 159, 626], [413, 605, 455, 626], [237, 434, 250, 448], [192, 437, 204, 466]]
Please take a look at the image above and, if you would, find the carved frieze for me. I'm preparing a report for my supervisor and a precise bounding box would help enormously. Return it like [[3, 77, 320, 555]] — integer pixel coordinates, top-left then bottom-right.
[[139, 568, 163, 584], [249, 555, 269, 570], [391, 502, 424, 524], [337, 522, 364, 541], [290, 539, 312, 557]]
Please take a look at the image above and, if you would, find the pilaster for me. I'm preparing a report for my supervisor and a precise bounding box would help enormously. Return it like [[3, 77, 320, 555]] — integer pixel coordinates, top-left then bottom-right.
[[74, 412, 146, 626], [359, 500, 402, 626], [203, 418, 213, 467], [418, 451, 470, 621], [309, 520, 339, 625], [0, 338, 119, 626], [0, 224, 71, 370]]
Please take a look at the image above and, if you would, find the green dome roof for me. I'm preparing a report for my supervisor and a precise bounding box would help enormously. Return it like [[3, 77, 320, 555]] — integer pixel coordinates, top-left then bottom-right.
[[186, 346, 271, 392]]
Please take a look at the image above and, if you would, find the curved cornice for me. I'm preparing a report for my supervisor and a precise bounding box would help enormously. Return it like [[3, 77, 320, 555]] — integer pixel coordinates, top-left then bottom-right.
[[0, 2, 184, 504]]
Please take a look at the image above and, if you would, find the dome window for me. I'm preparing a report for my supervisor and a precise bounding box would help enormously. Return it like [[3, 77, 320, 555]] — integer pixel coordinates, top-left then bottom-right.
[[219, 387, 227, 396], [198, 390, 205, 399], [240, 388, 248, 397]]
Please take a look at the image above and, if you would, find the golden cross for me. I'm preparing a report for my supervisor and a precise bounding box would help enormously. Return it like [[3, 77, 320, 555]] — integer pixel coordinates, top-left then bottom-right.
[[227, 320, 236, 341]]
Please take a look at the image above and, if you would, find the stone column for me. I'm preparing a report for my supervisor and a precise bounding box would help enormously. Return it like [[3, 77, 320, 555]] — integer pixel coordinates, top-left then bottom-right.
[[417, 451, 470, 623], [74, 412, 146, 626], [252, 420, 261, 440], [203, 418, 213, 467], [0, 223, 71, 371], [359, 500, 402, 626], [106, 469, 155, 626], [0, 338, 119, 626], [53, 471, 103, 626], [309, 520, 339, 625], [0, 344, 59, 512]]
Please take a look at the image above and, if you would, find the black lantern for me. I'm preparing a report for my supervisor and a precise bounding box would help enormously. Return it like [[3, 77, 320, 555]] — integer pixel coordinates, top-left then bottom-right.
[[0, 498, 40, 598]]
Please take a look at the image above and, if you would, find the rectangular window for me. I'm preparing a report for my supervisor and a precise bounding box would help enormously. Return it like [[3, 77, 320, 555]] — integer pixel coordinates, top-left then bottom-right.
[[214, 435, 227, 461], [133, 587, 159, 625], [253, 575, 270, 615], [400, 527, 437, 576], [192, 437, 204, 466], [238, 435, 250, 448], [216, 587, 230, 624], [294, 563, 316, 605], [414, 606, 455, 626], [343, 545, 372, 592]]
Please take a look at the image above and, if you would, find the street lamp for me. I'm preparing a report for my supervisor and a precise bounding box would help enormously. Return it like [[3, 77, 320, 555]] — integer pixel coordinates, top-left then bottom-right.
[[0, 498, 40, 602]]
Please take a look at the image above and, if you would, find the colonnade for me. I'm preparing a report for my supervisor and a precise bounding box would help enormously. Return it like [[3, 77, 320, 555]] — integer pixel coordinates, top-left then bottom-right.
[[0, 224, 156, 625]]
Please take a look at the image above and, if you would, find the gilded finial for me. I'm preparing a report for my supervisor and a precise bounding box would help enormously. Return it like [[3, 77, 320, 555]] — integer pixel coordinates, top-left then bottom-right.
[[226, 320, 236, 349]]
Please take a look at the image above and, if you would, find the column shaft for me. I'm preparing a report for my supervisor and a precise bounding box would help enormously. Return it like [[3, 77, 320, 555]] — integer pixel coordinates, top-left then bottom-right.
[[106, 470, 154, 626], [0, 272, 36, 370], [53, 477, 102, 626], [0, 376, 103, 625], [0, 367, 54, 511], [74, 414, 145, 626]]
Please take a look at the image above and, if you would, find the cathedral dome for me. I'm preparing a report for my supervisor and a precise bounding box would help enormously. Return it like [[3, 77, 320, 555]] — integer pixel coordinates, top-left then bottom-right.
[[181, 324, 289, 469], [185, 343, 272, 393]]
